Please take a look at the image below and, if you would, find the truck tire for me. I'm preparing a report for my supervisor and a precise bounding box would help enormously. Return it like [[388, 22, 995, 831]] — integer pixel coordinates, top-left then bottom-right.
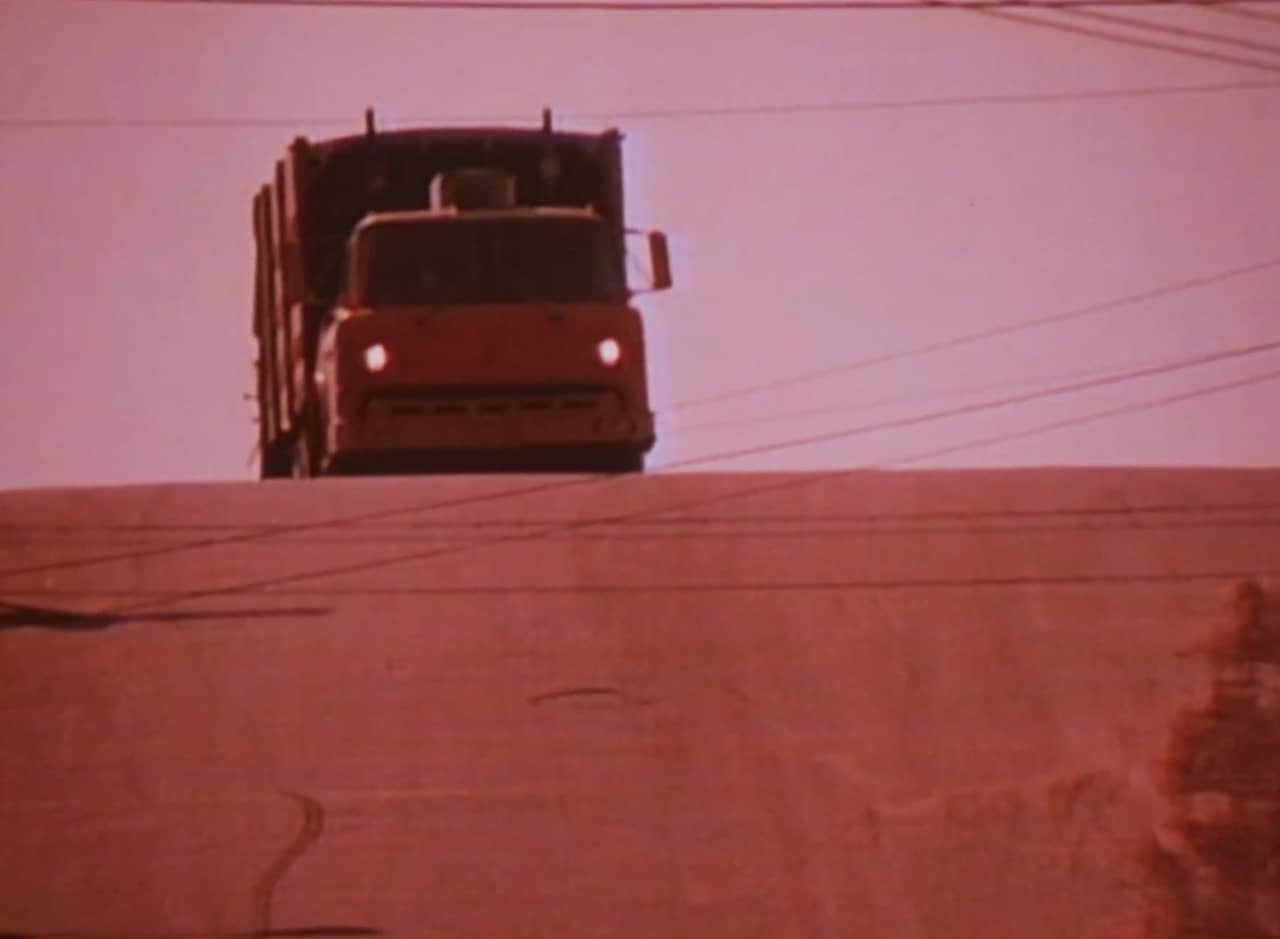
[[291, 432, 315, 478], [260, 437, 293, 479], [605, 449, 645, 474]]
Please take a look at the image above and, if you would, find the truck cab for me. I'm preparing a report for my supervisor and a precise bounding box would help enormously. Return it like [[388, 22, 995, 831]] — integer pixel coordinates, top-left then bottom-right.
[[309, 192, 665, 473]]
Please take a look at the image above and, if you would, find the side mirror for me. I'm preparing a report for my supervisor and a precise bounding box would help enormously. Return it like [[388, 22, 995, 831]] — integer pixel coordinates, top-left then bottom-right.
[[649, 231, 673, 291]]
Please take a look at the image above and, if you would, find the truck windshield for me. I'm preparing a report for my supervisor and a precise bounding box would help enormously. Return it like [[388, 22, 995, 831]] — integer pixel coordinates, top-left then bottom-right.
[[354, 215, 625, 307]]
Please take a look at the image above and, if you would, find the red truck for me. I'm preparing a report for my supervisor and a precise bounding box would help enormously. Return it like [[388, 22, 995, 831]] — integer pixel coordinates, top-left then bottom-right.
[[252, 110, 671, 477]]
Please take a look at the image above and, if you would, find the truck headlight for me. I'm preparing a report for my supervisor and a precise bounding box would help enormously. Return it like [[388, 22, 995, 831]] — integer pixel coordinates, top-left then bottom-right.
[[363, 343, 389, 373], [596, 338, 621, 367]]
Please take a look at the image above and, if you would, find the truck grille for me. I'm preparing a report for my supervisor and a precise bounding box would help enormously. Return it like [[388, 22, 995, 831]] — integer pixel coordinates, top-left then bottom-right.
[[370, 385, 624, 419]]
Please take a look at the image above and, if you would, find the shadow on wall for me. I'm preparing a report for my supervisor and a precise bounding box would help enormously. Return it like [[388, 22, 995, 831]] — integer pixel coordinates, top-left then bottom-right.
[[1136, 579, 1280, 939], [0, 928, 383, 938], [0, 600, 331, 632]]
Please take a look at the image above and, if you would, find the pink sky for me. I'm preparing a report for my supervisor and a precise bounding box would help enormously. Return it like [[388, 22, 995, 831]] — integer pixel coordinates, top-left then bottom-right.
[[1, 0, 1278, 489]]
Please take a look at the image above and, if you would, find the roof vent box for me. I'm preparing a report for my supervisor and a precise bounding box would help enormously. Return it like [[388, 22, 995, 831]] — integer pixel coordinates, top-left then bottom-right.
[[430, 169, 517, 211]]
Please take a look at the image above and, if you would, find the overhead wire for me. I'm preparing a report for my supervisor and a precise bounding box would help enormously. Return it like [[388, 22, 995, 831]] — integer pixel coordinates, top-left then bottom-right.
[[11, 566, 1280, 599], [661, 337, 1280, 468], [1052, 6, 1280, 56], [881, 364, 1280, 467], [546, 79, 1280, 119], [65, 0, 1280, 12], [658, 256, 1280, 414], [1, 8, 1274, 576], [6, 512, 1278, 551], [0, 42, 1274, 580], [5, 498, 1278, 536], [7, 250, 1272, 582], [662, 352, 1200, 437], [3, 329, 1276, 583], [53, 0, 1280, 83], [973, 6, 1280, 73], [76, 351, 1280, 615], [6, 493, 1279, 535], [621, 366, 1280, 522], [4, 79, 1278, 130], [1200, 2, 1280, 22], [0, 475, 598, 580], [2, 0, 1272, 603]]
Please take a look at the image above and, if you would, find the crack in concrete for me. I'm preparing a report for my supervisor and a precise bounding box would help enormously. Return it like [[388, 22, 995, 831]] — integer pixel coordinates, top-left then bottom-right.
[[251, 790, 326, 938]]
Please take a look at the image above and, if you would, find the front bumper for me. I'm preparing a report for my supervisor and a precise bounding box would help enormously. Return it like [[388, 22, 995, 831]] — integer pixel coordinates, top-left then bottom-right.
[[326, 385, 655, 468]]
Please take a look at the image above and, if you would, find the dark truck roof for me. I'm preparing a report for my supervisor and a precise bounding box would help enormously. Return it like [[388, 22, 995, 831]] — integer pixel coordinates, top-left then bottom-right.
[[280, 125, 627, 305]]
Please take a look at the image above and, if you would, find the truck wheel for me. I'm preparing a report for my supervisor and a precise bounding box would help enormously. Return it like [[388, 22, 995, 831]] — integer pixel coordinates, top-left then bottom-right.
[[261, 436, 292, 479], [290, 433, 314, 478], [607, 450, 645, 474]]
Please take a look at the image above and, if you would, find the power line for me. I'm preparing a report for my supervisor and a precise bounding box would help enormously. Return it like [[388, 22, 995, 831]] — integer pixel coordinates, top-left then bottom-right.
[[5, 496, 1276, 536], [663, 336, 1280, 468], [637, 368, 1280, 518], [1201, 2, 1280, 22], [658, 256, 1280, 413], [606, 366, 1280, 524], [883, 365, 1280, 467], [554, 80, 1280, 117], [89, 357, 1280, 614], [3, 322, 1273, 588], [663, 353, 1188, 436], [976, 7, 1280, 74], [1059, 6, 1280, 56], [66, 0, 1280, 12], [3, 269, 1276, 587], [4, 514, 1276, 551], [0, 116, 358, 129], [0, 475, 594, 581], [4, 79, 1278, 129], [8, 568, 1278, 600], [4, 498, 1276, 535], [5, 337, 1275, 592]]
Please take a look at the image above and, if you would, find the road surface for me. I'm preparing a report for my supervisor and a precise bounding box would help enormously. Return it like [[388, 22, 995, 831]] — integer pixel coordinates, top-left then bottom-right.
[[2, 468, 1277, 937]]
